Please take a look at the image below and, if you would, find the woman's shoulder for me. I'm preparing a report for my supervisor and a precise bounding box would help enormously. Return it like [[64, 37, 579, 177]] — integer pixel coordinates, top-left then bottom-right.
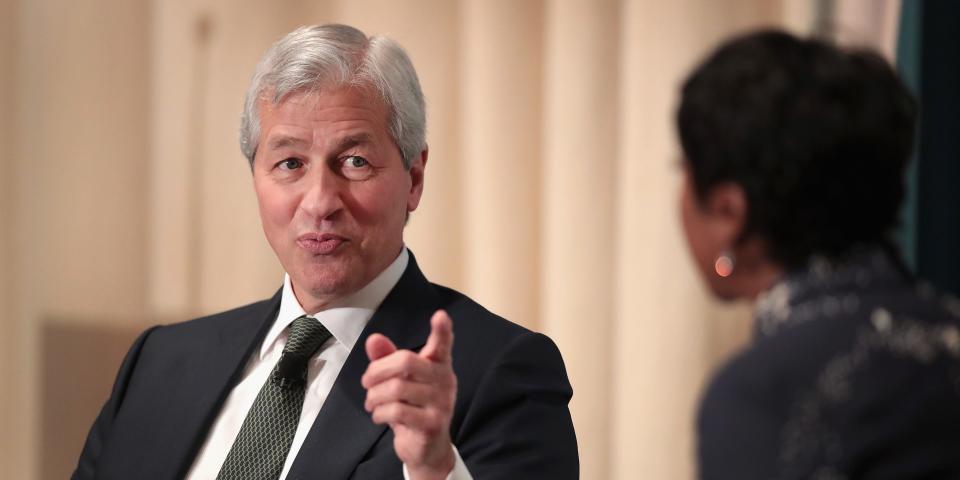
[[699, 279, 960, 478]]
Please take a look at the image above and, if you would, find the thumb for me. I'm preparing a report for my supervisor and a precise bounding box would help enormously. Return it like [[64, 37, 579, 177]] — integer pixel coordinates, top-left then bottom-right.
[[419, 310, 454, 363], [365, 333, 397, 361]]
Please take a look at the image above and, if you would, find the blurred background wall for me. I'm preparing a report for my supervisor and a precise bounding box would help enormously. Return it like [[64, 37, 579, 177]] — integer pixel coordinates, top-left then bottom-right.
[[0, 0, 906, 478]]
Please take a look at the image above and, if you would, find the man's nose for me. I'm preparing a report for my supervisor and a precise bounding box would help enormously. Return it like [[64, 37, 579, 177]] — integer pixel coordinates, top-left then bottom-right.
[[299, 165, 345, 221]]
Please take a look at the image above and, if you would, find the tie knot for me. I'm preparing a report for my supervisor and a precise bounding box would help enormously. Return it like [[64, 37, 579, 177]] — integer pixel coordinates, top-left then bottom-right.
[[283, 315, 331, 359]]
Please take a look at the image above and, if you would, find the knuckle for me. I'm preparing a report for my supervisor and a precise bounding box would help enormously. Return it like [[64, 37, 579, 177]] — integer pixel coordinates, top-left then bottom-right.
[[399, 352, 417, 372], [375, 405, 391, 423], [388, 378, 406, 397], [424, 411, 443, 435], [395, 404, 411, 423]]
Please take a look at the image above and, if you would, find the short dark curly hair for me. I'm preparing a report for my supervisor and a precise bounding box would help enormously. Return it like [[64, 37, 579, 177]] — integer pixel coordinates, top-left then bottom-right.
[[677, 30, 917, 269]]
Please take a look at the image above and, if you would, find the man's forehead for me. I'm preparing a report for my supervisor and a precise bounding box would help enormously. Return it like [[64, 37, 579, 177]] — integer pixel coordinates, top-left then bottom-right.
[[260, 87, 389, 128], [264, 131, 374, 151], [260, 84, 385, 112], [264, 134, 308, 150]]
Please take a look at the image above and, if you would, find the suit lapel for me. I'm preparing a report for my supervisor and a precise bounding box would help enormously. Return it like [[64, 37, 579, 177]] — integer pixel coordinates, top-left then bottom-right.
[[166, 289, 281, 478], [287, 253, 439, 479]]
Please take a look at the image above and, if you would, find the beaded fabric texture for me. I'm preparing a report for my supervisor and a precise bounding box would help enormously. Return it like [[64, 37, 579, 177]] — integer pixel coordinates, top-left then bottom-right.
[[752, 248, 960, 478]]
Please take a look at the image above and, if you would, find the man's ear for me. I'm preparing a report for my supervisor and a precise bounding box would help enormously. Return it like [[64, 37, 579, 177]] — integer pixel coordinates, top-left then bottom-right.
[[407, 147, 428, 212], [704, 181, 748, 248]]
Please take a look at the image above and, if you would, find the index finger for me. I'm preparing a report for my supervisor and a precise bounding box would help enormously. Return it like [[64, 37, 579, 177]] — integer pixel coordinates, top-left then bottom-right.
[[419, 310, 453, 363]]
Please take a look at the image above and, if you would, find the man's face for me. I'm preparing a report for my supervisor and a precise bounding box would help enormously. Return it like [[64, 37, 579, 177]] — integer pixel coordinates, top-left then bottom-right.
[[252, 86, 425, 310]]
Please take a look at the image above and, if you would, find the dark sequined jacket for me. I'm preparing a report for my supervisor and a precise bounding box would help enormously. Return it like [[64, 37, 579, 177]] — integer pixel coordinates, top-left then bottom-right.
[[698, 247, 960, 479]]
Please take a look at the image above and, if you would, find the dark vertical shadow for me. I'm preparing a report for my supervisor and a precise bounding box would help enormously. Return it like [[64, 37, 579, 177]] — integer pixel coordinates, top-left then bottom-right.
[[917, 0, 960, 296]]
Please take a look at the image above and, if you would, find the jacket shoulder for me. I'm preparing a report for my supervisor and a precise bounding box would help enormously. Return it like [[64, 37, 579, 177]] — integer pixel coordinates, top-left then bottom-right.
[[150, 293, 280, 338], [431, 283, 530, 340]]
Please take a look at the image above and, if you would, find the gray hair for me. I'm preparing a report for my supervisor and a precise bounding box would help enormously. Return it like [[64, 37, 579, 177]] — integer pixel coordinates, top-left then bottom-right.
[[240, 24, 426, 169]]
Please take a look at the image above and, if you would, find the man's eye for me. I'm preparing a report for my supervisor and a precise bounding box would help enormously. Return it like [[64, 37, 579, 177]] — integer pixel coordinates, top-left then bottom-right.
[[343, 156, 368, 169], [340, 155, 373, 180], [278, 158, 303, 170]]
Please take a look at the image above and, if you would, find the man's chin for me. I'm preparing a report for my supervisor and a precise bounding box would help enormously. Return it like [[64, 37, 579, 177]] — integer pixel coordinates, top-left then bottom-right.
[[289, 265, 359, 305], [299, 275, 351, 294]]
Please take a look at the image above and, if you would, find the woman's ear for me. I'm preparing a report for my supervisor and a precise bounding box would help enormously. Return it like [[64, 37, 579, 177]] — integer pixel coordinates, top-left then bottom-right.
[[703, 181, 748, 248]]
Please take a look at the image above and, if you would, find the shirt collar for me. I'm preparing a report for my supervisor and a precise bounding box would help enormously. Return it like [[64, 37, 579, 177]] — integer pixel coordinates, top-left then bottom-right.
[[261, 247, 410, 360]]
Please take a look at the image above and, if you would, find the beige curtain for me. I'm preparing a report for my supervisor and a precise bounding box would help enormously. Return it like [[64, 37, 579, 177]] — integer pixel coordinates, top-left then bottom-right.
[[0, 0, 17, 473], [1, 0, 901, 478]]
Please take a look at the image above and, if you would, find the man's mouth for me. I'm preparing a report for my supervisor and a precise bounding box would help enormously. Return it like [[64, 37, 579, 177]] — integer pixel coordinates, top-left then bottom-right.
[[297, 233, 349, 255]]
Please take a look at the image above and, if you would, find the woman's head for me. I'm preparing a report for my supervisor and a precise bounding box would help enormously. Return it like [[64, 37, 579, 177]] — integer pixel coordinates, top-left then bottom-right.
[[676, 30, 917, 299]]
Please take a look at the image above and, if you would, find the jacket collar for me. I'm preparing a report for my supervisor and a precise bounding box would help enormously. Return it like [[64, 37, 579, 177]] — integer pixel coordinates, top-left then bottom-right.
[[168, 288, 282, 479], [754, 245, 909, 339]]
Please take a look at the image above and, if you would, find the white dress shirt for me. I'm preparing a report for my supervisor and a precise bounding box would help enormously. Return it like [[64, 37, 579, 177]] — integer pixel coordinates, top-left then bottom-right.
[[186, 248, 471, 480]]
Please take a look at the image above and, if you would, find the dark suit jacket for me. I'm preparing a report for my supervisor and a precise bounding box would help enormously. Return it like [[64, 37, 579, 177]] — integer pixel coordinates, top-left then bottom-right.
[[697, 248, 960, 479], [73, 253, 579, 479]]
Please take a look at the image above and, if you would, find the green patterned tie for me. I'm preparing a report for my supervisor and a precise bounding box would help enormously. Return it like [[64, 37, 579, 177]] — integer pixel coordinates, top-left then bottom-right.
[[216, 315, 332, 480]]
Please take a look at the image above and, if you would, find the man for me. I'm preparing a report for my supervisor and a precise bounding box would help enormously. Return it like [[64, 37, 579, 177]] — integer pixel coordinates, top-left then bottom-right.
[[73, 24, 578, 480]]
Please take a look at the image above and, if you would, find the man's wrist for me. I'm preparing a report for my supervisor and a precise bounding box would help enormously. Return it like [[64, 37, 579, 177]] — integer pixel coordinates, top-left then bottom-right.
[[405, 445, 455, 480], [402, 444, 473, 480]]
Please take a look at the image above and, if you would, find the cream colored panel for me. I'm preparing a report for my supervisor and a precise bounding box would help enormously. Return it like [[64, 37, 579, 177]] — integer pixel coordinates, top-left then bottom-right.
[[15, 1, 152, 477], [834, 0, 901, 59], [460, 0, 544, 328], [332, 0, 464, 290], [612, 1, 776, 477], [540, 0, 619, 478], [149, 0, 208, 316], [780, 0, 816, 35], [16, 0, 150, 321]]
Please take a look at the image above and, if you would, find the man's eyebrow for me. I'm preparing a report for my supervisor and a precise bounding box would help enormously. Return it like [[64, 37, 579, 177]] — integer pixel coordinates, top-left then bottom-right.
[[265, 135, 308, 150], [334, 133, 374, 151]]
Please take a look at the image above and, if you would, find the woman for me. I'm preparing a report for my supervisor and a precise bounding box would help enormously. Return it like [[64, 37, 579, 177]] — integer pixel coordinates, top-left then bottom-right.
[[677, 30, 960, 479]]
